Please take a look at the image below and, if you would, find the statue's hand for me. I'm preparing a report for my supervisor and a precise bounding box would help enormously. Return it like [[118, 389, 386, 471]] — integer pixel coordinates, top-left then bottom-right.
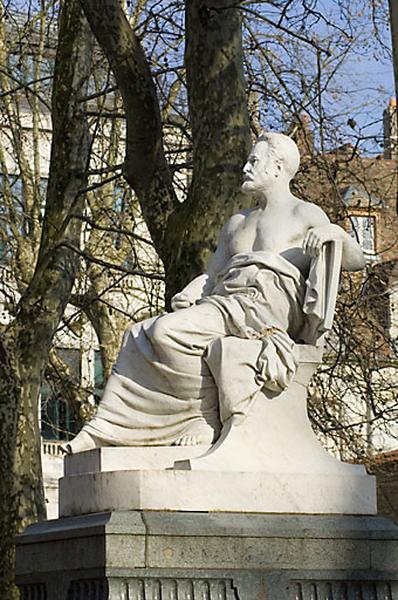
[[303, 224, 343, 258], [171, 292, 193, 311], [170, 274, 209, 311]]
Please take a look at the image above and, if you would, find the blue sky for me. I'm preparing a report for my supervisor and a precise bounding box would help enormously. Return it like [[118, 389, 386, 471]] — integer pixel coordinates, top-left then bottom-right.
[[250, 0, 395, 154], [312, 0, 395, 152]]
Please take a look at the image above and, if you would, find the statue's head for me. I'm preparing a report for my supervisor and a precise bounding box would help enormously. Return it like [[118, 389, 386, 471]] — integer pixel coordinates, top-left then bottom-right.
[[242, 132, 300, 194]]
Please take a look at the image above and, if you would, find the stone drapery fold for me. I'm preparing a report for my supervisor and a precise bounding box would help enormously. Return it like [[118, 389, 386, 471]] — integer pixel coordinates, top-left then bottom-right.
[[83, 251, 332, 446]]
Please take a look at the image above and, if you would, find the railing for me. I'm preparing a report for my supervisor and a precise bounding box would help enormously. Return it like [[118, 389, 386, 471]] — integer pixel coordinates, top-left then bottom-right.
[[41, 439, 65, 457], [0, 265, 16, 284]]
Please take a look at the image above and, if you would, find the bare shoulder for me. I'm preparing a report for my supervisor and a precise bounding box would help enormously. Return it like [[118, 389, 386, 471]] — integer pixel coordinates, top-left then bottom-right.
[[208, 210, 250, 276], [294, 199, 330, 227], [224, 208, 252, 231]]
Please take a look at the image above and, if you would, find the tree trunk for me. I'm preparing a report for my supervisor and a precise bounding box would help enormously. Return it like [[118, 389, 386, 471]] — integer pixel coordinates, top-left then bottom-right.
[[163, 0, 252, 297], [0, 337, 19, 599], [79, 0, 178, 266], [0, 1, 93, 596], [80, 277, 125, 381], [80, 1, 251, 301]]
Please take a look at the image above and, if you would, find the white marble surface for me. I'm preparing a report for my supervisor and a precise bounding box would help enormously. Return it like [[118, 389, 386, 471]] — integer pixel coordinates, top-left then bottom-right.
[[67, 132, 365, 454], [60, 134, 372, 518], [64, 445, 211, 476], [173, 346, 354, 473], [59, 469, 376, 517], [60, 345, 376, 517]]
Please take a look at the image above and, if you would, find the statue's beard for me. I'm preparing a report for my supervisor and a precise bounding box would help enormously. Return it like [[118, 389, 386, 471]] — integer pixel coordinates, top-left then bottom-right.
[[241, 169, 276, 194]]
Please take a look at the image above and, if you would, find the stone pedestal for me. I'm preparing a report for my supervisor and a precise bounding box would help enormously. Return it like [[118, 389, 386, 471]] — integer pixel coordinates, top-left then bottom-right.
[[15, 347, 390, 598], [15, 511, 398, 599]]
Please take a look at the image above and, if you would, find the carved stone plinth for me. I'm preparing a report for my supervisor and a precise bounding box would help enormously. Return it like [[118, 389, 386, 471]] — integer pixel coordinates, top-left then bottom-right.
[[15, 511, 398, 600], [59, 346, 376, 517]]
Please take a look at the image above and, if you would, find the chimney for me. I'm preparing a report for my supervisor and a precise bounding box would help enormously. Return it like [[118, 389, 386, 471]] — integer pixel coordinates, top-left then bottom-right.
[[383, 98, 398, 159]]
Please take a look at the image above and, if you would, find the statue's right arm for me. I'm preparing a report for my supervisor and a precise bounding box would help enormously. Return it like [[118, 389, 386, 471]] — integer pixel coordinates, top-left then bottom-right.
[[171, 220, 233, 311]]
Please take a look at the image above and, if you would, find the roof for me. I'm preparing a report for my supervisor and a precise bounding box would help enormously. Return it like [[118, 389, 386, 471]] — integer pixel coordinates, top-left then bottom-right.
[[340, 185, 384, 209]]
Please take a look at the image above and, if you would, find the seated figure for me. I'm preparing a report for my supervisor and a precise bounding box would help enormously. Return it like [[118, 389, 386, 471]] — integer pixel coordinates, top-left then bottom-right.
[[66, 132, 365, 454]]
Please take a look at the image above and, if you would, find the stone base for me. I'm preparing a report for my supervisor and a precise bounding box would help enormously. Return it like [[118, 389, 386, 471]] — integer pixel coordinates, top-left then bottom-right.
[[15, 511, 398, 599], [59, 346, 377, 517], [59, 345, 377, 517], [63, 445, 211, 475], [60, 468, 376, 516]]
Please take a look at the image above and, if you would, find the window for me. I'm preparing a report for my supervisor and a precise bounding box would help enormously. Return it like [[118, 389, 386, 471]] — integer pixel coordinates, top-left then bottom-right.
[[7, 53, 54, 94], [0, 175, 48, 265], [40, 348, 81, 441], [349, 215, 375, 255]]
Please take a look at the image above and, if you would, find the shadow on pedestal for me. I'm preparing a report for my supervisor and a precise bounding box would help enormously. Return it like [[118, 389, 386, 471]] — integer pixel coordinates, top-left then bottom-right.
[[15, 511, 398, 599]]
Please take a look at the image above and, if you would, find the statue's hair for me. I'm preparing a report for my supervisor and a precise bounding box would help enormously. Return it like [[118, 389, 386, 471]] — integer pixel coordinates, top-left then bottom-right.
[[257, 132, 300, 180]]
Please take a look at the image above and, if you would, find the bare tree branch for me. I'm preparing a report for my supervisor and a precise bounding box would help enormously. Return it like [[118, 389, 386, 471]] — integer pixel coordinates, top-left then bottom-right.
[[79, 0, 178, 262]]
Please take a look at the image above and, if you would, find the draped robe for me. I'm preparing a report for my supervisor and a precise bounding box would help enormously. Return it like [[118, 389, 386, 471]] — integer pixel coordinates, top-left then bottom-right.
[[82, 251, 326, 446]]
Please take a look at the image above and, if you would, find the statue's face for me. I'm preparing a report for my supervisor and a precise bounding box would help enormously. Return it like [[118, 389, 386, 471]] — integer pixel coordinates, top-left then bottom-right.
[[241, 141, 278, 193]]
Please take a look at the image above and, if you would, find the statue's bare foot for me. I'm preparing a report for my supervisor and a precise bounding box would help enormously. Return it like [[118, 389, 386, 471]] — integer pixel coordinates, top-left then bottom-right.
[[174, 423, 215, 446], [61, 430, 99, 454]]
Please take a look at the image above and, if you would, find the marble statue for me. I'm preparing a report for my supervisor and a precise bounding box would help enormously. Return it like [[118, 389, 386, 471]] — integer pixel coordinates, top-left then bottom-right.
[[65, 132, 365, 454]]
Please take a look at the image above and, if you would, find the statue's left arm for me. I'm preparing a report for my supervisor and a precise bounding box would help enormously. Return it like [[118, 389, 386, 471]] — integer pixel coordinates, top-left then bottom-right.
[[302, 204, 365, 271]]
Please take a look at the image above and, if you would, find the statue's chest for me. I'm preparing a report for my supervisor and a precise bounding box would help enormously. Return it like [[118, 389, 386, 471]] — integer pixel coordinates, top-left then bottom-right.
[[230, 215, 303, 254]]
